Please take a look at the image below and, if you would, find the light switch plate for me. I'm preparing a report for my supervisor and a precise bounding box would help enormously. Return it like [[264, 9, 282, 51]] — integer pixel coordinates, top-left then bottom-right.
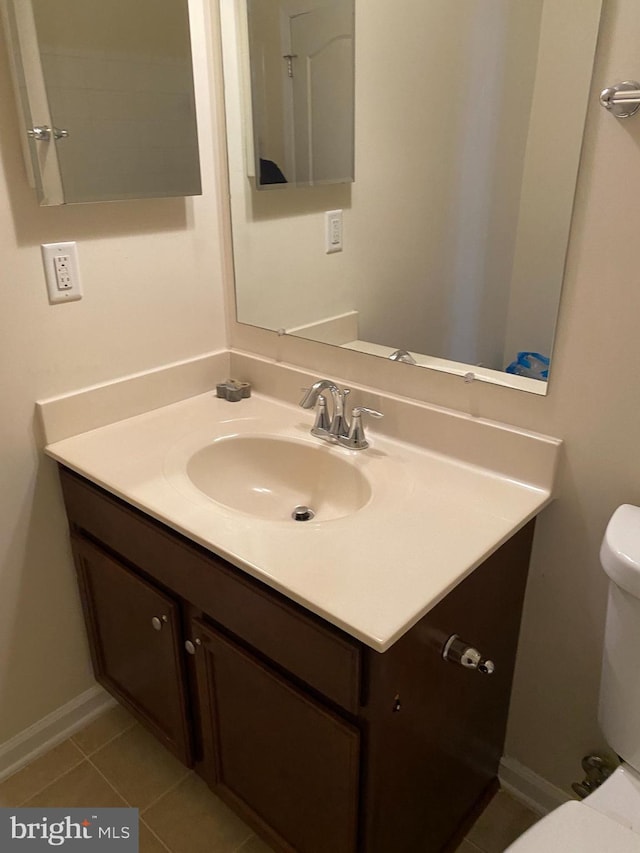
[[41, 242, 83, 304]]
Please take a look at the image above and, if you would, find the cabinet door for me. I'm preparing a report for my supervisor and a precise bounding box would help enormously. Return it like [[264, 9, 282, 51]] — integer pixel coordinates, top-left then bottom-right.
[[191, 619, 360, 853], [72, 535, 192, 764]]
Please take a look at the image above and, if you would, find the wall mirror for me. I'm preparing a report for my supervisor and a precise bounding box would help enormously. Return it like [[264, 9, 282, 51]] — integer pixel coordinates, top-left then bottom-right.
[[246, 0, 355, 189], [221, 0, 603, 394], [1, 0, 201, 205]]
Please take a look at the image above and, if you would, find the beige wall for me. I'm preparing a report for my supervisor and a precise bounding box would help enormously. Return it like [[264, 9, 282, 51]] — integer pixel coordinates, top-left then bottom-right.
[[504, 0, 602, 364], [353, 0, 543, 367], [230, 0, 640, 795], [0, 0, 226, 743], [221, 0, 355, 332]]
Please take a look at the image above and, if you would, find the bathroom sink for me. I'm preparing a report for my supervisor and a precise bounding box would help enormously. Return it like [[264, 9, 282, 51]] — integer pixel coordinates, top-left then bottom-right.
[[185, 435, 372, 522], [43, 385, 559, 649]]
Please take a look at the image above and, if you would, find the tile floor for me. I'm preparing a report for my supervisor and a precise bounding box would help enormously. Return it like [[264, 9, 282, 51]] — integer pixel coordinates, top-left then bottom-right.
[[0, 705, 540, 852]]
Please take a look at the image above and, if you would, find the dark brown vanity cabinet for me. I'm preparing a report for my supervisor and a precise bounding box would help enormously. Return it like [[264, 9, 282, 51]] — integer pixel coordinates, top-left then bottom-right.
[[193, 619, 360, 853], [58, 466, 534, 853], [70, 535, 193, 764]]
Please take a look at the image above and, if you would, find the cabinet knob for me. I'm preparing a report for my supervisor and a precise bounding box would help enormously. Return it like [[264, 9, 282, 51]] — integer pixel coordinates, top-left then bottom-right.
[[151, 615, 168, 631], [184, 638, 202, 655], [442, 634, 495, 675]]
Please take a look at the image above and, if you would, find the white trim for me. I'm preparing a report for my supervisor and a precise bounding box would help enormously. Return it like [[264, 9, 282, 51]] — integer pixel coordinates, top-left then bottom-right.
[[500, 755, 572, 816], [287, 310, 359, 345], [0, 686, 115, 782]]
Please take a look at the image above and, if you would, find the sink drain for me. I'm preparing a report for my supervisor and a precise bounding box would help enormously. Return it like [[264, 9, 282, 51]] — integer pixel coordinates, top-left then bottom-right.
[[292, 505, 315, 522]]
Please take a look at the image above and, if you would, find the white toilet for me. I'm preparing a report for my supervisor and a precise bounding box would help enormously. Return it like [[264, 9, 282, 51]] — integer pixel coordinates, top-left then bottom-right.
[[506, 504, 640, 852]]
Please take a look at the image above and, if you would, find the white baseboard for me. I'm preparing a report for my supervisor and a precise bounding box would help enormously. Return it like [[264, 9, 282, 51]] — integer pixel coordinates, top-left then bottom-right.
[[0, 685, 116, 782], [499, 755, 572, 816]]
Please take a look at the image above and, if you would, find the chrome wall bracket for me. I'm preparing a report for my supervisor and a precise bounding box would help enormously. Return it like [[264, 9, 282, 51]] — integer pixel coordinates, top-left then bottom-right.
[[600, 81, 640, 119], [27, 125, 69, 141]]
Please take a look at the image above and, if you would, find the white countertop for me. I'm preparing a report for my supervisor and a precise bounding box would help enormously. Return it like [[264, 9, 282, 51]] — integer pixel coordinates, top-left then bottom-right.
[[43, 385, 556, 652]]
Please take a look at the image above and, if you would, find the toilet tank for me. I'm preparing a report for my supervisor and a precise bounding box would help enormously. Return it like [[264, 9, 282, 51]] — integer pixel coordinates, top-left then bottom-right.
[[599, 505, 640, 773]]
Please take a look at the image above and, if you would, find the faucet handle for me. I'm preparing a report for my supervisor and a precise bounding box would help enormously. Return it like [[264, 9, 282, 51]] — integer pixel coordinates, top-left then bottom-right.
[[338, 406, 384, 450], [352, 406, 383, 419], [311, 395, 331, 436]]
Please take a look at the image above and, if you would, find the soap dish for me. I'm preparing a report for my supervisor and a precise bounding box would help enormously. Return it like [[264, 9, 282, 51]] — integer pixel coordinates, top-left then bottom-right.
[[216, 379, 252, 402]]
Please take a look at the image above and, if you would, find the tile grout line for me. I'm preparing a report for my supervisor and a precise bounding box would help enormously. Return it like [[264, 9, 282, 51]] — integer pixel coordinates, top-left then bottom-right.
[[232, 833, 265, 853], [137, 765, 253, 850], [139, 768, 193, 816], [6, 714, 250, 852], [9, 717, 136, 807], [83, 753, 176, 853], [70, 717, 138, 759], [13, 754, 87, 808], [139, 817, 174, 853], [230, 830, 257, 852], [84, 754, 135, 807]]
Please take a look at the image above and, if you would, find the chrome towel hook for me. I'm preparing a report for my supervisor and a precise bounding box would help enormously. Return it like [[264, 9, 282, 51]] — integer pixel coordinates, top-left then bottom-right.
[[600, 81, 640, 118]]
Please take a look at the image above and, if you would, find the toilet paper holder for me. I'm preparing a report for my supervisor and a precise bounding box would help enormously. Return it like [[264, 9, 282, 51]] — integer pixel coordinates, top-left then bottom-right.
[[442, 634, 495, 675]]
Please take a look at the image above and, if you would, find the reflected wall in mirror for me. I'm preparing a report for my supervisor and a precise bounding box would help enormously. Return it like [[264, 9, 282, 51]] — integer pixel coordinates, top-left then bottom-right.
[[2, 0, 201, 205], [246, 0, 355, 189], [221, 0, 603, 394]]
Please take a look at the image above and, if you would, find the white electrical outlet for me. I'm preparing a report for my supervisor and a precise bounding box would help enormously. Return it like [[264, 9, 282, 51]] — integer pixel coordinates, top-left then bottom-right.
[[41, 242, 82, 304], [325, 210, 343, 254]]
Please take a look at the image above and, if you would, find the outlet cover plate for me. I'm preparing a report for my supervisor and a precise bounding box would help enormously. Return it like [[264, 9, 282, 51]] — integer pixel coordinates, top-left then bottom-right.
[[41, 242, 83, 304]]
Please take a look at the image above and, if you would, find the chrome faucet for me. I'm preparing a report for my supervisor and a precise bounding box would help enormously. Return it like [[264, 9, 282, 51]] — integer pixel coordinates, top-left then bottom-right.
[[299, 379, 350, 440], [300, 380, 383, 449]]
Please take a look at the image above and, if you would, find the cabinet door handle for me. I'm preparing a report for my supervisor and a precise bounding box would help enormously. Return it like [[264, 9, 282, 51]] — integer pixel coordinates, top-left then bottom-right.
[[184, 638, 202, 655], [151, 615, 168, 631]]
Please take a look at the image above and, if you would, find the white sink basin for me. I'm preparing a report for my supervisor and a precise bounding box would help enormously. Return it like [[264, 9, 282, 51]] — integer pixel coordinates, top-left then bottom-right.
[[186, 435, 372, 522]]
